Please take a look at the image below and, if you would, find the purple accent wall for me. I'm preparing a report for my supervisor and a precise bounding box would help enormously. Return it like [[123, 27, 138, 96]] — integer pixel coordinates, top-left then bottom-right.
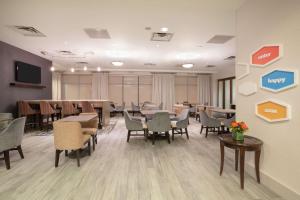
[[0, 41, 52, 115]]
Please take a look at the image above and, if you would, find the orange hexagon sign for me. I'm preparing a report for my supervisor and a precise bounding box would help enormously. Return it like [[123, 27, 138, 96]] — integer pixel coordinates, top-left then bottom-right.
[[255, 99, 291, 122], [251, 45, 282, 67]]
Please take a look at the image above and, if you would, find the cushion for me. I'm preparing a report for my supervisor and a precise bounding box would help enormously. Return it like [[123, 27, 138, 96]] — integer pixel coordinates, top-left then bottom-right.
[[82, 128, 97, 135]]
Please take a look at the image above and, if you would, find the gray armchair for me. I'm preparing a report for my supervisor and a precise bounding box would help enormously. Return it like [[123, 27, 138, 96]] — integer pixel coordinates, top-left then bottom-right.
[[0, 113, 13, 131], [115, 102, 125, 116], [171, 109, 189, 140], [158, 102, 163, 110], [0, 117, 26, 169], [131, 102, 140, 116], [124, 110, 146, 142], [147, 112, 171, 145], [222, 116, 236, 133], [199, 110, 221, 138]]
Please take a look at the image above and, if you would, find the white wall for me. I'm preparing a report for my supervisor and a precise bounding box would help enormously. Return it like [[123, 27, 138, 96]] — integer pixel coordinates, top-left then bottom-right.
[[237, 0, 300, 199]]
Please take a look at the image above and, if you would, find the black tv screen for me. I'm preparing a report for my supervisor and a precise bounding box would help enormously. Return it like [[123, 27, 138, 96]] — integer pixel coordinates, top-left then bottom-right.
[[15, 61, 41, 84]]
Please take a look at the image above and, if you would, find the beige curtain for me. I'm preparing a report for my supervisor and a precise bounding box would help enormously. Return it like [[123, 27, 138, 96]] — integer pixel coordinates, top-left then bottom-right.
[[52, 72, 62, 100], [92, 72, 109, 99], [197, 75, 212, 105], [152, 74, 175, 111]]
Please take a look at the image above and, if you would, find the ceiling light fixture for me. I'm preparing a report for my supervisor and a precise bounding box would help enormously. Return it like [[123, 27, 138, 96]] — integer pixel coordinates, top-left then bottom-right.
[[50, 67, 55, 72], [70, 68, 75, 72], [112, 61, 123, 66], [182, 63, 194, 69], [97, 67, 101, 72], [83, 66, 87, 71], [160, 27, 168, 32]]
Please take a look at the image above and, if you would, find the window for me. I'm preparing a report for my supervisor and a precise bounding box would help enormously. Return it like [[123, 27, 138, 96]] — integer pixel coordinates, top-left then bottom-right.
[[217, 77, 235, 109], [175, 76, 197, 103], [61, 75, 92, 100]]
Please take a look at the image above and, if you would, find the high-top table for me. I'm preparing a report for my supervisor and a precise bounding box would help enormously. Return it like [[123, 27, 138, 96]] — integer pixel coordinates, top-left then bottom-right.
[[211, 108, 236, 119], [219, 135, 263, 189]]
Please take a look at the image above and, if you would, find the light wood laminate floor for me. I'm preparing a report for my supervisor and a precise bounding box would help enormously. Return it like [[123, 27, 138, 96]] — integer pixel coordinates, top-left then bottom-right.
[[0, 117, 284, 200]]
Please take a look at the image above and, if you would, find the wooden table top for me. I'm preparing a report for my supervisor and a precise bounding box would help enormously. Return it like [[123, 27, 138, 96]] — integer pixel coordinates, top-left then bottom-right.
[[59, 114, 98, 122], [211, 108, 236, 114], [219, 135, 263, 147], [140, 110, 176, 116]]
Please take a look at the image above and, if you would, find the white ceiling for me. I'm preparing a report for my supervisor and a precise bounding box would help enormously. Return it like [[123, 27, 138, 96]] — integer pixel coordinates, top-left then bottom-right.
[[0, 0, 244, 73]]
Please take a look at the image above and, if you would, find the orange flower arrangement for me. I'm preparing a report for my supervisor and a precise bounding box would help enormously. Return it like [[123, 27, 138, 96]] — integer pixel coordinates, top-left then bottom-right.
[[230, 121, 248, 134]]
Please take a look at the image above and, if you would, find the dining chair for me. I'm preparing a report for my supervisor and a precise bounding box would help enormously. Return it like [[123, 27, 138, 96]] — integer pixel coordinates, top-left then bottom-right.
[[40, 101, 58, 131], [115, 102, 125, 116], [61, 101, 78, 117], [199, 110, 222, 138], [147, 112, 171, 145], [53, 121, 91, 167], [18, 101, 40, 130], [131, 102, 140, 116], [222, 115, 236, 133], [124, 110, 147, 142], [0, 113, 13, 131], [171, 109, 189, 140], [0, 117, 26, 169], [81, 101, 96, 113], [158, 102, 163, 110], [80, 113, 98, 151]]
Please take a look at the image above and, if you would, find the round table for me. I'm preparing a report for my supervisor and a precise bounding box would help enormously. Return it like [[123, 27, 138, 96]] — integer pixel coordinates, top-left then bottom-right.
[[219, 135, 263, 189]]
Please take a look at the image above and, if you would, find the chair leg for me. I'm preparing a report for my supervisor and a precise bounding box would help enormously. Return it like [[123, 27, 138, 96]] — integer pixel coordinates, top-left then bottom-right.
[[92, 135, 96, 151], [185, 128, 189, 140], [127, 130, 131, 142], [180, 129, 183, 135], [200, 125, 203, 134], [166, 131, 170, 144], [88, 139, 91, 156], [152, 132, 156, 145], [172, 129, 175, 141], [205, 127, 209, 138], [65, 150, 68, 157], [76, 150, 80, 167], [4, 150, 10, 170], [55, 150, 61, 167], [17, 145, 24, 159], [46, 115, 49, 132]]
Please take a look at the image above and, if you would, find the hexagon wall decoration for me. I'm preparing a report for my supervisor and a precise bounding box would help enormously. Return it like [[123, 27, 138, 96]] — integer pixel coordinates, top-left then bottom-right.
[[237, 63, 250, 80], [255, 99, 291, 122], [260, 69, 298, 92], [238, 82, 257, 96], [251, 44, 283, 67]]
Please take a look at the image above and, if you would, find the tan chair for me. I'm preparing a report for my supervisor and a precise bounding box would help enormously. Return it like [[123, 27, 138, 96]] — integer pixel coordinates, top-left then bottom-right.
[[53, 121, 91, 167], [40, 101, 58, 131], [61, 101, 78, 117], [18, 101, 40, 130], [81, 101, 96, 113], [80, 113, 98, 151]]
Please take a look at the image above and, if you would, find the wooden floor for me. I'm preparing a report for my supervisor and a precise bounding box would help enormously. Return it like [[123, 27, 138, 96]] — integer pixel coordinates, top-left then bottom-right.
[[0, 117, 284, 200]]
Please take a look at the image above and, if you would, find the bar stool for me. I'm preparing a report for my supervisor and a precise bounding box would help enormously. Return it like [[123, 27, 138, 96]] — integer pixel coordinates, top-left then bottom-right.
[[40, 101, 58, 131], [18, 101, 40, 131], [61, 101, 78, 117]]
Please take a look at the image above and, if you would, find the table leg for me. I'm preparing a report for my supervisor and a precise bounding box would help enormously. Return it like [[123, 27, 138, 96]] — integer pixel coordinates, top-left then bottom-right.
[[239, 148, 245, 189], [235, 148, 239, 171], [220, 141, 225, 176], [255, 150, 261, 183]]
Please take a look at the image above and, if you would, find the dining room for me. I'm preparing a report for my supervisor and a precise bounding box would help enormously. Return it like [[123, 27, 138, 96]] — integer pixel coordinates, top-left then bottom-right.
[[0, 0, 300, 200]]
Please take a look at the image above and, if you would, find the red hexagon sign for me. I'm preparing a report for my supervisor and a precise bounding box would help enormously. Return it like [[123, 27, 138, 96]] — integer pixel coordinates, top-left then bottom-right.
[[251, 45, 283, 67]]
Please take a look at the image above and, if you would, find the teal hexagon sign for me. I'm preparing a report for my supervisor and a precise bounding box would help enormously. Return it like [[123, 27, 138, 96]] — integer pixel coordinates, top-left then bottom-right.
[[261, 69, 298, 92]]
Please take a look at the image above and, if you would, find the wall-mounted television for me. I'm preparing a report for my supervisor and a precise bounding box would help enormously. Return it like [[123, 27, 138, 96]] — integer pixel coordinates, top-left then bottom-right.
[[15, 61, 41, 84]]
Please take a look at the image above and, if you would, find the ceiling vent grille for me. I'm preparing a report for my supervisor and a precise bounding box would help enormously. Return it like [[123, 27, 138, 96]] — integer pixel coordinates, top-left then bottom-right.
[[77, 62, 89, 65], [224, 56, 236, 60], [8, 25, 46, 37], [151, 32, 173, 42], [144, 63, 156, 66], [207, 35, 234, 44], [206, 65, 216, 68], [58, 50, 75, 56], [84, 28, 111, 39]]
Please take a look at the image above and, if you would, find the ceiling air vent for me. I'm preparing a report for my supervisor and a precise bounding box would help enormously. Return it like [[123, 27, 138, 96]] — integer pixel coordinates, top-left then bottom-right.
[[8, 25, 46, 37], [84, 28, 111, 39], [206, 65, 216, 68], [151, 32, 173, 42], [77, 62, 89, 65], [224, 56, 236, 60], [207, 35, 234, 44], [144, 63, 156, 66]]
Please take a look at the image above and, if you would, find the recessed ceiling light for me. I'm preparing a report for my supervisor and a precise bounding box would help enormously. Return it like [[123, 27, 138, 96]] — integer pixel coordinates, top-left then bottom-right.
[[70, 68, 75, 72], [156, 44, 160, 47], [182, 63, 194, 68], [83, 66, 87, 71], [97, 67, 101, 72], [50, 67, 55, 72], [160, 27, 168, 32], [112, 61, 123, 66]]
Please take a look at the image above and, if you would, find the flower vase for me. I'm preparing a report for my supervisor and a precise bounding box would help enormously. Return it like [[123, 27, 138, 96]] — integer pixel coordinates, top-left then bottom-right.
[[232, 132, 244, 141]]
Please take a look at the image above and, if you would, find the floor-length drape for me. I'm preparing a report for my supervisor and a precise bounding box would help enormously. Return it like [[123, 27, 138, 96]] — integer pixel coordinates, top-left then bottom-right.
[[92, 72, 109, 99], [197, 75, 212, 105], [52, 72, 61, 100], [152, 74, 175, 111]]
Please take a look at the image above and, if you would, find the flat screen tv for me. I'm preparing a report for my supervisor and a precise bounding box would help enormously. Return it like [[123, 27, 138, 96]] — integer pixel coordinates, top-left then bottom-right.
[[15, 61, 41, 84]]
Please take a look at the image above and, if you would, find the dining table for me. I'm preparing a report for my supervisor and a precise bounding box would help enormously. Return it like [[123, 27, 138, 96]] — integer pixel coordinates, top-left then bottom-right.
[[59, 114, 98, 123], [210, 108, 236, 119]]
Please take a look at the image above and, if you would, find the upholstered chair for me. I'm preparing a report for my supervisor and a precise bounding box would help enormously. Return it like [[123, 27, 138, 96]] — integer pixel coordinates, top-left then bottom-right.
[[80, 113, 98, 150], [18, 101, 40, 130], [124, 110, 147, 142], [199, 110, 222, 138], [131, 102, 140, 116], [222, 116, 236, 133], [0, 117, 26, 169], [147, 112, 171, 145], [0, 113, 13, 131], [158, 102, 163, 110], [40, 101, 58, 131], [53, 121, 91, 167], [81, 101, 96, 113], [61, 101, 78, 117], [115, 102, 125, 116], [171, 109, 190, 140]]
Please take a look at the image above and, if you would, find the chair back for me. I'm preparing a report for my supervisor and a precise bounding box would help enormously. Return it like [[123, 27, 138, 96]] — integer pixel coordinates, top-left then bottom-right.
[[147, 112, 171, 132], [159, 102, 163, 110], [18, 101, 36, 116], [0, 117, 26, 152], [199, 110, 210, 126], [176, 109, 189, 128], [223, 116, 236, 129], [131, 102, 140, 111], [61, 101, 76, 116], [0, 113, 13, 130], [53, 121, 85, 150], [40, 101, 55, 115], [81, 101, 95, 113]]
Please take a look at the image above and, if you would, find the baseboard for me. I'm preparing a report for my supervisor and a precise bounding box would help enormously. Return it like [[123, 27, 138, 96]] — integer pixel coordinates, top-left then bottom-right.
[[245, 163, 300, 200]]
